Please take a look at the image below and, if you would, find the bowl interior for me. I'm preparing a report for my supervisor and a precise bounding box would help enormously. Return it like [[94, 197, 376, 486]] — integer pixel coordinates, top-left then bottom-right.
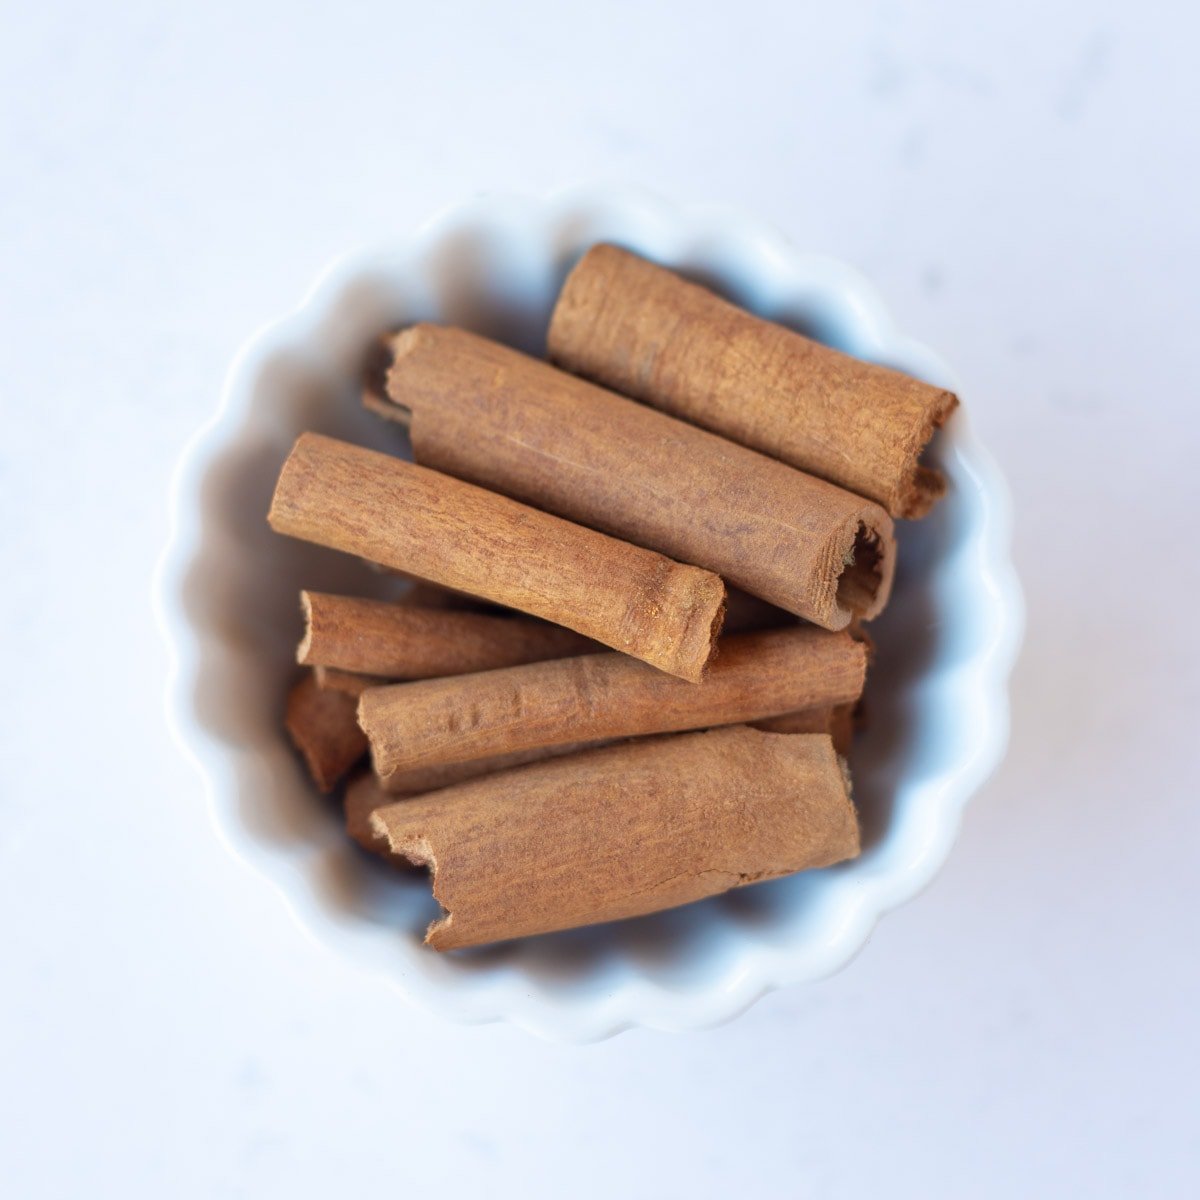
[[172, 197, 1006, 1023]]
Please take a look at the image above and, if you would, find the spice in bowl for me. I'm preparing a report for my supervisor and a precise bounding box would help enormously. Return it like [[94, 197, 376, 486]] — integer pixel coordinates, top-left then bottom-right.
[[270, 244, 956, 950]]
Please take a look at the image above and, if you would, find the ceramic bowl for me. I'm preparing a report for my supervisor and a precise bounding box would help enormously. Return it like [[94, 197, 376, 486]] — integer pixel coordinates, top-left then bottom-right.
[[155, 187, 1023, 1041]]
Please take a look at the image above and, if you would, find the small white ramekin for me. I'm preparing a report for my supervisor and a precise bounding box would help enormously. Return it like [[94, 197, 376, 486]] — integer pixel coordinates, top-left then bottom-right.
[[154, 187, 1023, 1041]]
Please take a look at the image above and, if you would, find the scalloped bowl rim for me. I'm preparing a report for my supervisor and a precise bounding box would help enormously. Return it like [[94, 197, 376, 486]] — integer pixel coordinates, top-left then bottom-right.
[[153, 187, 1023, 1041]]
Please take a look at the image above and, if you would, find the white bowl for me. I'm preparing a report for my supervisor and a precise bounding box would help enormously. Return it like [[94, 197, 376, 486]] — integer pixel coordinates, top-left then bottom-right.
[[154, 188, 1022, 1041]]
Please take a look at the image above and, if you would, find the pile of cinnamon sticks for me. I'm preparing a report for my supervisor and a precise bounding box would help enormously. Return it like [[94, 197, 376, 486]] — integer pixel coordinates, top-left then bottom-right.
[[271, 244, 957, 951]]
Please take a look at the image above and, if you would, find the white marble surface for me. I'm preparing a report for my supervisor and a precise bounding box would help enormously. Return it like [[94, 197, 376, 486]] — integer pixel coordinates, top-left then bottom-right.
[[2, 2, 1196, 1196]]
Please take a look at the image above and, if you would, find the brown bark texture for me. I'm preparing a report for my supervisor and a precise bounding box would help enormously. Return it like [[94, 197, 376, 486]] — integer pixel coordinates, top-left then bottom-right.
[[378, 324, 894, 629], [358, 625, 866, 779], [547, 244, 958, 518], [268, 433, 725, 681], [369, 726, 860, 949]]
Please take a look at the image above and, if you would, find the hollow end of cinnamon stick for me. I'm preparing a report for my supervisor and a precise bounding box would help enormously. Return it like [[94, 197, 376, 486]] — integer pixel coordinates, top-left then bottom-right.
[[835, 521, 888, 623], [818, 515, 893, 629], [894, 390, 959, 519]]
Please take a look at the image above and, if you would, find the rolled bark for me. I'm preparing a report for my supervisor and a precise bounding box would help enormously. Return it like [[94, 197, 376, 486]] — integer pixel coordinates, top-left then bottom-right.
[[377, 738, 613, 796], [312, 664, 386, 697], [832, 704, 856, 755], [351, 710, 853, 835], [345, 738, 616, 847], [368, 726, 860, 949], [401, 580, 494, 611], [284, 672, 367, 792], [378, 324, 894, 629], [752, 703, 856, 755], [721, 587, 796, 634], [299, 592, 596, 679], [345, 771, 392, 850], [547, 244, 958, 519], [268, 433, 725, 681], [360, 572, 502, 613], [358, 625, 866, 778]]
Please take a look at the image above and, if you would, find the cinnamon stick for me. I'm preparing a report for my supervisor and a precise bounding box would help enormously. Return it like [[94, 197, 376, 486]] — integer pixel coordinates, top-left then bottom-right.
[[346, 738, 617, 848], [368, 727, 860, 949], [722, 587, 796, 634], [400, 579, 491, 611], [284, 672, 367, 792], [315, 645, 852, 757], [312, 664, 386, 697], [299, 591, 596, 679], [361, 570, 501, 613], [378, 325, 894, 629], [752, 703, 856, 755], [345, 771, 392, 849], [547, 244, 958, 519], [359, 625, 866, 779], [377, 738, 612, 797], [353, 710, 852, 837], [832, 703, 857, 755], [268, 433, 725, 681]]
